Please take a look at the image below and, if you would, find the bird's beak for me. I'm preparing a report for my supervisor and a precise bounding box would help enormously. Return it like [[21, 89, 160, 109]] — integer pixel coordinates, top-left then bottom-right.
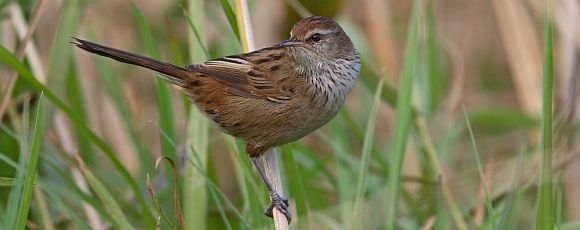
[[280, 38, 302, 46]]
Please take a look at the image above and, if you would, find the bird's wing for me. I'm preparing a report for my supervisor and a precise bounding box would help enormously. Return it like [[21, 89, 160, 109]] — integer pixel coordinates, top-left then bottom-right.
[[186, 47, 297, 103]]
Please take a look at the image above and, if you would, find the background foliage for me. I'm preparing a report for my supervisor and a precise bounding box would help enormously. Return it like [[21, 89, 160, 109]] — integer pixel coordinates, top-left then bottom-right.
[[1, 0, 579, 229]]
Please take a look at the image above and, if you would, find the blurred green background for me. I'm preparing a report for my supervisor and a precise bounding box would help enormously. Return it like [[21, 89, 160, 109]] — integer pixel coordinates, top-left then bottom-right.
[[1, 0, 579, 229]]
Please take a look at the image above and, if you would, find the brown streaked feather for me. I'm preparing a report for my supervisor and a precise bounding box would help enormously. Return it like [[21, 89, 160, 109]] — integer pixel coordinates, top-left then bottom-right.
[[187, 47, 297, 102], [190, 64, 253, 92], [225, 87, 261, 99]]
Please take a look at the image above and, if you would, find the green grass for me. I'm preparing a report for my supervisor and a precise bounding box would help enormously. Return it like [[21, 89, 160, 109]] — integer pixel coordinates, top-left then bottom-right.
[[14, 95, 44, 229], [76, 155, 135, 229], [535, 6, 555, 229], [386, 0, 420, 229], [352, 78, 383, 229], [463, 106, 496, 230], [0, 0, 573, 229]]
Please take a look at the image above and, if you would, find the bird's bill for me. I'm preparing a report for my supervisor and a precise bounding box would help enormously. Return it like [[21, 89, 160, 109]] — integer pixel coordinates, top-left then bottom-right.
[[280, 38, 303, 46]]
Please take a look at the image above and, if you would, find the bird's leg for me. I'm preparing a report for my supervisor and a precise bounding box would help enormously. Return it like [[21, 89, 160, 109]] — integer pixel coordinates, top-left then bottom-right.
[[250, 157, 291, 223]]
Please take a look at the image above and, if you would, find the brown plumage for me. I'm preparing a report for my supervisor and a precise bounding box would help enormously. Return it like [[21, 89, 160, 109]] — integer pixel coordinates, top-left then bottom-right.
[[73, 15, 360, 223]]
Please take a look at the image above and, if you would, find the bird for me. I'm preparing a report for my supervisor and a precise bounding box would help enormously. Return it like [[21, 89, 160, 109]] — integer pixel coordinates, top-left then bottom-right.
[[73, 15, 360, 223]]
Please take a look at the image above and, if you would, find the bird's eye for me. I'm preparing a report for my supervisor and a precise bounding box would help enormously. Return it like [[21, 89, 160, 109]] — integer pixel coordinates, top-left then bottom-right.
[[309, 33, 322, 42]]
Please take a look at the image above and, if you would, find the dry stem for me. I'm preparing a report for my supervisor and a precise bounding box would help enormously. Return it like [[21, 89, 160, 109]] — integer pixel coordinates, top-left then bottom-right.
[[263, 148, 290, 230]]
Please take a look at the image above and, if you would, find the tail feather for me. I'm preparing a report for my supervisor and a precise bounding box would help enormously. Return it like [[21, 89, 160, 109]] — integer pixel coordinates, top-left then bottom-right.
[[73, 38, 190, 87]]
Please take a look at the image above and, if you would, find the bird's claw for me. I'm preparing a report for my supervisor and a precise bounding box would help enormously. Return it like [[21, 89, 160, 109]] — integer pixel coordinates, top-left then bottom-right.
[[264, 191, 291, 223]]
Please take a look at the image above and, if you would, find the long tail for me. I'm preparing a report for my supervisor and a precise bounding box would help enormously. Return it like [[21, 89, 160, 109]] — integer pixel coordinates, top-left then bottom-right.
[[73, 38, 190, 87]]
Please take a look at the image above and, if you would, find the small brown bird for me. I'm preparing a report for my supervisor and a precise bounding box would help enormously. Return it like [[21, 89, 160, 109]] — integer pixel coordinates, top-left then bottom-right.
[[74, 16, 360, 222]]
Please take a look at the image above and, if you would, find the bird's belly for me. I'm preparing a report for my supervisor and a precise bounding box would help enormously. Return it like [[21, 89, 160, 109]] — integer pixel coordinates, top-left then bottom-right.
[[214, 95, 343, 149]]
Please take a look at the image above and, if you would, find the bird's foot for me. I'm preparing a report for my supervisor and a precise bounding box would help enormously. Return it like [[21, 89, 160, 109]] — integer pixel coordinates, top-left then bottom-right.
[[264, 191, 291, 223]]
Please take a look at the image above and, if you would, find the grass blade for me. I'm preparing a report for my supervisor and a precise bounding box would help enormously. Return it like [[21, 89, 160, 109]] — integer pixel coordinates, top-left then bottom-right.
[[352, 78, 384, 229], [281, 144, 310, 228], [2, 98, 30, 229], [385, 0, 422, 229], [424, 0, 442, 115], [535, 5, 554, 229], [217, 0, 241, 42], [0, 177, 21, 187], [46, 0, 81, 98], [224, 135, 266, 227], [130, 0, 177, 162], [65, 64, 95, 164], [94, 46, 154, 172], [434, 176, 449, 230], [330, 113, 356, 227], [129, 3, 180, 227], [463, 107, 496, 229], [146, 173, 176, 229], [34, 185, 54, 229], [75, 156, 135, 230], [0, 44, 155, 226], [555, 171, 563, 229], [183, 1, 211, 229], [14, 95, 44, 229]]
